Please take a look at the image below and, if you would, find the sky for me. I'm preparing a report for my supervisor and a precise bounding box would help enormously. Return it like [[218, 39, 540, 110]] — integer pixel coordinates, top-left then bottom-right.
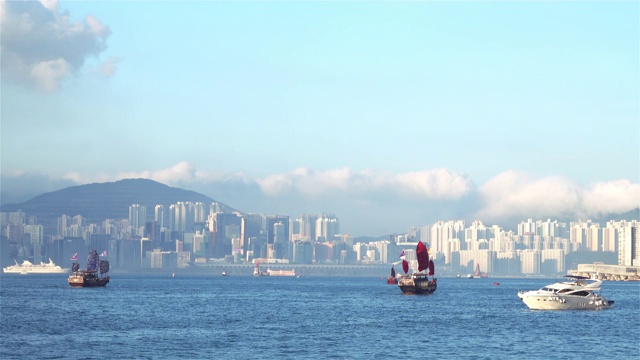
[[1, 0, 639, 236]]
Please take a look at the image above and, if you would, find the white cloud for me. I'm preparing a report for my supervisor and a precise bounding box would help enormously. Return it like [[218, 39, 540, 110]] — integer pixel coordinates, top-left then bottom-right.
[[3, 164, 638, 235], [393, 169, 474, 199], [0, 0, 111, 91], [582, 180, 640, 218], [97, 56, 120, 77], [255, 167, 474, 200], [475, 171, 639, 223], [30, 58, 70, 91]]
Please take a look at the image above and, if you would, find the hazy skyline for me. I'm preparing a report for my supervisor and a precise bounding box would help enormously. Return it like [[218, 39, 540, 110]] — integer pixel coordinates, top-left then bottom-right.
[[1, 0, 638, 236]]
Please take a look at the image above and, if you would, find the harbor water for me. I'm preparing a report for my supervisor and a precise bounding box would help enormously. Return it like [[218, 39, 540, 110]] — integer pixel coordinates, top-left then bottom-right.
[[1, 274, 639, 359]]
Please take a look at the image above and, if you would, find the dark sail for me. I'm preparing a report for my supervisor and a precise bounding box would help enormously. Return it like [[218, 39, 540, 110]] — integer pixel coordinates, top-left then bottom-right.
[[99, 260, 110, 274], [402, 259, 409, 274], [71, 262, 80, 272], [428, 259, 435, 276], [390, 266, 396, 277], [416, 241, 429, 272], [86, 249, 99, 271]]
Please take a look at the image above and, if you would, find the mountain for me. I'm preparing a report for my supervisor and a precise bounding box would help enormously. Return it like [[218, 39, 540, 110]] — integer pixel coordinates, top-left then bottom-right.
[[0, 178, 237, 235]]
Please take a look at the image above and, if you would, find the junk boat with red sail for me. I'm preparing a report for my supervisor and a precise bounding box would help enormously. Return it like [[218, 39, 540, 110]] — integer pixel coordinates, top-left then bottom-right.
[[398, 241, 437, 294], [387, 265, 398, 284], [67, 250, 110, 288]]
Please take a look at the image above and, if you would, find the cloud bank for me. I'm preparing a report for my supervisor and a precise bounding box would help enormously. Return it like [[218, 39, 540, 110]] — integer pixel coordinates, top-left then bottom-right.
[[2, 162, 638, 235], [0, 0, 111, 91]]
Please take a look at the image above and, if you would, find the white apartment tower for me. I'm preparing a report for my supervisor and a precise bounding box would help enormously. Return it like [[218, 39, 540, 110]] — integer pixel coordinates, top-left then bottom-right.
[[154, 205, 164, 229], [315, 215, 339, 241], [129, 204, 147, 230], [430, 220, 465, 253], [618, 221, 640, 266]]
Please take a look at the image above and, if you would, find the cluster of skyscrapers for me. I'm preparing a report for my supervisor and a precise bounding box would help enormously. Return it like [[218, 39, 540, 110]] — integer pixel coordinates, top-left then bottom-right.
[[1, 202, 638, 276]]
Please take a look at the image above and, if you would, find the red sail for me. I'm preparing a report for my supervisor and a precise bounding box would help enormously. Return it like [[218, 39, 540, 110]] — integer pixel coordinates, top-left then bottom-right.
[[416, 241, 429, 272], [428, 259, 435, 276], [402, 259, 409, 274]]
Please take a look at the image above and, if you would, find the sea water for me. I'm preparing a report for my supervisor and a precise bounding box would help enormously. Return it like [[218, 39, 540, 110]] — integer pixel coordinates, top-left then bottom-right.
[[1, 274, 639, 359]]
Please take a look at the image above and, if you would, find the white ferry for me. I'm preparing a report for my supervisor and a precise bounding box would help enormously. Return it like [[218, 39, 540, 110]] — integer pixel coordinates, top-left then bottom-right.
[[3, 259, 69, 274]]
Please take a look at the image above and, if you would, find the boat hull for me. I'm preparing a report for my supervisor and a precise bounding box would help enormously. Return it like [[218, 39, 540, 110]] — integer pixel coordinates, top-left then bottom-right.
[[398, 275, 437, 294], [518, 291, 613, 310], [3, 268, 69, 274], [68, 272, 110, 288]]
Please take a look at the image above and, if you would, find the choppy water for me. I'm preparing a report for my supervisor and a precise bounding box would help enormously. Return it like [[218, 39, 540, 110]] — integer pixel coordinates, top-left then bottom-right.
[[1, 274, 639, 359]]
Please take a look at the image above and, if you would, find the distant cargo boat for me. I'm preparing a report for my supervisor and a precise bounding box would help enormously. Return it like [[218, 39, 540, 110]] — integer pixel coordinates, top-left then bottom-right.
[[68, 250, 110, 288], [267, 268, 296, 277], [3, 259, 69, 274]]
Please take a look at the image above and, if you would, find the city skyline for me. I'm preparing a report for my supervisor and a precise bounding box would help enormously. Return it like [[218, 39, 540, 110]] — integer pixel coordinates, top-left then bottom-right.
[[2, 202, 637, 277], [1, 1, 638, 236]]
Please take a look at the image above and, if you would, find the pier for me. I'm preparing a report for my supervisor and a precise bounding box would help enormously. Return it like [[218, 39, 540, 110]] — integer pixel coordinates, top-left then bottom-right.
[[568, 262, 640, 281]]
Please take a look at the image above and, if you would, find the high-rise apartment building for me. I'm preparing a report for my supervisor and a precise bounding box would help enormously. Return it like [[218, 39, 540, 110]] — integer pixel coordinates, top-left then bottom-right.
[[129, 204, 147, 231], [154, 205, 164, 229], [315, 215, 339, 242], [618, 221, 640, 266]]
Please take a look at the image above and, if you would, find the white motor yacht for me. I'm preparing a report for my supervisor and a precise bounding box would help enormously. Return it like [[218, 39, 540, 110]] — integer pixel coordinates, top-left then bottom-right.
[[518, 275, 614, 310]]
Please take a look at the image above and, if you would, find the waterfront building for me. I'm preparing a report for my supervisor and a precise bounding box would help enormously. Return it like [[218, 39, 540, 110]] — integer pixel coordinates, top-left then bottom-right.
[[618, 221, 640, 266], [443, 238, 461, 264], [540, 249, 565, 274], [495, 250, 520, 275], [292, 238, 313, 264], [519, 249, 541, 274], [602, 222, 618, 252]]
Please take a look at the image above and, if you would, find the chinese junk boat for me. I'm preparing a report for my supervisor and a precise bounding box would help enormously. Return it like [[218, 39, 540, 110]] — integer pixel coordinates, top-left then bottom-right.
[[398, 241, 437, 294], [387, 265, 398, 284], [68, 250, 110, 288]]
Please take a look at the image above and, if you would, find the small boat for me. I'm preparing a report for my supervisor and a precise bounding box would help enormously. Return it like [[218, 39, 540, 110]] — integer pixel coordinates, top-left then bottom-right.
[[397, 241, 437, 295], [474, 264, 488, 278], [68, 250, 110, 288], [517, 275, 614, 310], [493, 282, 500, 286], [221, 271, 228, 276], [253, 262, 269, 276], [387, 265, 398, 284]]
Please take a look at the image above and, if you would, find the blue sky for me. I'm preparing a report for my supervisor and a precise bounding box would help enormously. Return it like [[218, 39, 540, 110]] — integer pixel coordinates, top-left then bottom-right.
[[1, 0, 639, 236]]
